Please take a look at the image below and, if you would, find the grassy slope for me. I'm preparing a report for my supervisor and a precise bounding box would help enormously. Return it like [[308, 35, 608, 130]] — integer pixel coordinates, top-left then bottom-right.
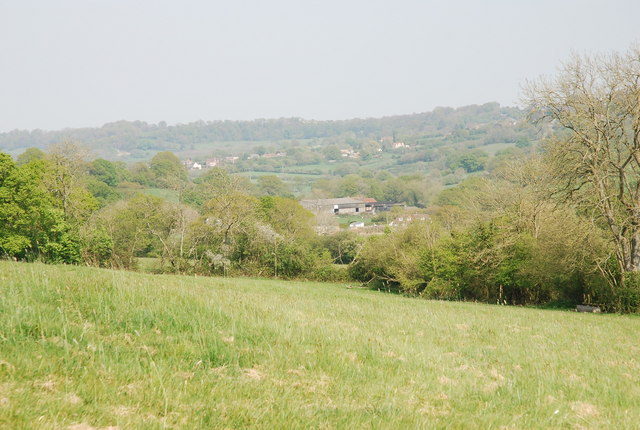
[[0, 262, 639, 429]]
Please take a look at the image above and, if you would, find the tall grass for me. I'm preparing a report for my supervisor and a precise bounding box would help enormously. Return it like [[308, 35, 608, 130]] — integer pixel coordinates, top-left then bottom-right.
[[0, 261, 638, 429]]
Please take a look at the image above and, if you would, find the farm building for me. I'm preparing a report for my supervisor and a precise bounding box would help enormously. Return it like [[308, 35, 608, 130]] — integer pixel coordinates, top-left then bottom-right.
[[300, 197, 368, 214], [300, 198, 403, 215]]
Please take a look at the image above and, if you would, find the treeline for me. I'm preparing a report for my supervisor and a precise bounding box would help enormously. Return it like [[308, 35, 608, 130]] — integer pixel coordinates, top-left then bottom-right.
[[350, 157, 630, 310], [1, 143, 639, 312], [0, 103, 523, 156], [1, 142, 635, 312], [0, 144, 344, 280]]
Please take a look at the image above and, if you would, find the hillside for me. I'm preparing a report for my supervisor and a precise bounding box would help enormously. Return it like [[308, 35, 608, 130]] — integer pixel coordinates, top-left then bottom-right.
[[0, 103, 537, 199], [0, 103, 530, 162], [0, 261, 638, 429]]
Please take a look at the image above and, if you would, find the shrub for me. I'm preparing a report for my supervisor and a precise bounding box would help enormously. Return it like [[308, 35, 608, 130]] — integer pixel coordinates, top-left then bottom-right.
[[617, 273, 640, 313], [419, 278, 459, 300]]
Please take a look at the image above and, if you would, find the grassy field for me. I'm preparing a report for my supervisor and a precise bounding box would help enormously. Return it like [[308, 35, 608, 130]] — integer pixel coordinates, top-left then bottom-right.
[[336, 214, 375, 228], [1, 261, 639, 429], [141, 188, 180, 203]]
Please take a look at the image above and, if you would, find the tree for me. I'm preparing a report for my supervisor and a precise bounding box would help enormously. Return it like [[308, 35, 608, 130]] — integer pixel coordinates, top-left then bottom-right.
[[88, 158, 127, 187], [44, 141, 98, 222], [182, 168, 253, 209], [128, 162, 156, 187], [258, 196, 314, 239], [525, 46, 640, 288], [84, 194, 192, 270], [382, 178, 407, 203], [322, 230, 363, 264], [0, 153, 38, 257], [256, 175, 291, 197], [16, 147, 46, 165], [86, 158, 128, 208], [337, 174, 370, 197], [149, 151, 187, 187], [0, 152, 80, 263], [323, 144, 342, 161], [446, 150, 487, 173], [202, 192, 258, 246], [86, 179, 121, 207]]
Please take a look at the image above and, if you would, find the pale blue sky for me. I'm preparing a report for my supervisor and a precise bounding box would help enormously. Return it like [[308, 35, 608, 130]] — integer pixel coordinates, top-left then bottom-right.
[[0, 0, 638, 132]]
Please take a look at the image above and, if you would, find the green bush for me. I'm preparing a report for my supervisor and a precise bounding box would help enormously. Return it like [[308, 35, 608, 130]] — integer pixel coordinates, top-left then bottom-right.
[[419, 278, 459, 300], [618, 273, 640, 313], [81, 226, 115, 267]]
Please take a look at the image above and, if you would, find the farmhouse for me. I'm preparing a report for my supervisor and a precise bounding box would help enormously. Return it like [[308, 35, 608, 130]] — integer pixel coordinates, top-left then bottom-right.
[[206, 158, 222, 167], [182, 159, 203, 170]]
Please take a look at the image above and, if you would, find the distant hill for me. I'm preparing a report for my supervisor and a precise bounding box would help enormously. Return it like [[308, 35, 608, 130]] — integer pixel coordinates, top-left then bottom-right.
[[0, 102, 526, 161]]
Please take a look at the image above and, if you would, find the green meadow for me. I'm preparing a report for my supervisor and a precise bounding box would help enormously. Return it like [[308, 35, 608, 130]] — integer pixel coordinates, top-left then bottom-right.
[[1, 261, 639, 429]]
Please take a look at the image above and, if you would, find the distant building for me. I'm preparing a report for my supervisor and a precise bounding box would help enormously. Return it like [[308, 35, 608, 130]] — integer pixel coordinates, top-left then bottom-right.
[[206, 158, 221, 167], [300, 197, 367, 215], [371, 201, 404, 212], [340, 149, 360, 158], [389, 214, 429, 227], [300, 198, 404, 215], [361, 198, 376, 213], [182, 159, 205, 170]]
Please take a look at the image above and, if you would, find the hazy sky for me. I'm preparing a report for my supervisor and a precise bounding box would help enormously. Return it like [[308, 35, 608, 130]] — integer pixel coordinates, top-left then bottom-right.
[[1, 0, 638, 132]]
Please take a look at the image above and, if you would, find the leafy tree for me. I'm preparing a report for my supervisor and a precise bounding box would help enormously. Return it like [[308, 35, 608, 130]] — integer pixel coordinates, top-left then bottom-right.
[[88, 158, 127, 187], [43, 141, 98, 222], [350, 221, 437, 293], [382, 178, 406, 203], [337, 174, 370, 197], [149, 151, 187, 187], [0, 153, 37, 257], [81, 225, 114, 267], [16, 147, 45, 165], [183, 168, 253, 209], [435, 177, 486, 207], [128, 162, 156, 187], [0, 152, 80, 263], [323, 144, 342, 161], [256, 175, 292, 197], [84, 194, 189, 269], [259, 196, 314, 238], [203, 192, 259, 245], [322, 230, 363, 264], [86, 179, 121, 207], [446, 150, 488, 173]]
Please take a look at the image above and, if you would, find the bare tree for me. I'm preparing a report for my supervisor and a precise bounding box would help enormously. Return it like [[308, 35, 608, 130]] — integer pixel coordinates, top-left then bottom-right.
[[524, 46, 640, 283]]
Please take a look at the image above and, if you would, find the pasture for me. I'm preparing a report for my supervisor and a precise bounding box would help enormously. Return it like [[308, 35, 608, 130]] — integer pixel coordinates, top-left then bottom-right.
[[0, 261, 638, 429]]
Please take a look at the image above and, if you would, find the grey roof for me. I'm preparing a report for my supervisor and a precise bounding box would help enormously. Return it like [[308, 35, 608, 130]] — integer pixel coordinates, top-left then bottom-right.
[[300, 197, 365, 208]]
